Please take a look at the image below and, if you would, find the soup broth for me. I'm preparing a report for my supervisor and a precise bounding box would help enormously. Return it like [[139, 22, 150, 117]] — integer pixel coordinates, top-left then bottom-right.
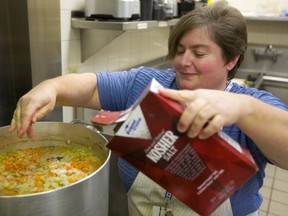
[[0, 146, 102, 195]]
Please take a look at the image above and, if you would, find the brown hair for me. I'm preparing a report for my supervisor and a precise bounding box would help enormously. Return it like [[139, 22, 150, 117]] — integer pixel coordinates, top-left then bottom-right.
[[167, 1, 247, 80]]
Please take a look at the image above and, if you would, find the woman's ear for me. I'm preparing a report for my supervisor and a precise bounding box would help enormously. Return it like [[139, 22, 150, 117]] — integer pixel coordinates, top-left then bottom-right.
[[226, 55, 240, 71]]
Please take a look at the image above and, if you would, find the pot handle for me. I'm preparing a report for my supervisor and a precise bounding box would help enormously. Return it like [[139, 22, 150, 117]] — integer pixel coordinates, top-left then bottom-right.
[[70, 119, 113, 142], [70, 119, 98, 131]]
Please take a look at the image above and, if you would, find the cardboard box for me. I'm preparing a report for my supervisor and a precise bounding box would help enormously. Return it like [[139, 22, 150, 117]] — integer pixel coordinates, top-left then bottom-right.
[[92, 79, 258, 215]]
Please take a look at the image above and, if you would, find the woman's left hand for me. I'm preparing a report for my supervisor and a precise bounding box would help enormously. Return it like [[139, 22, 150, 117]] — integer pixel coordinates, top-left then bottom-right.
[[159, 88, 246, 139]]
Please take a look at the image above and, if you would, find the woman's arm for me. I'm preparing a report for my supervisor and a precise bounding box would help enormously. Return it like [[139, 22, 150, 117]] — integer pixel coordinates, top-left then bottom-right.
[[9, 72, 100, 138], [236, 95, 288, 169]]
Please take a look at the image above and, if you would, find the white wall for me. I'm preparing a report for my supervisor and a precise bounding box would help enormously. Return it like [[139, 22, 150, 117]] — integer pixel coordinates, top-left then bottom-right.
[[227, 0, 288, 16]]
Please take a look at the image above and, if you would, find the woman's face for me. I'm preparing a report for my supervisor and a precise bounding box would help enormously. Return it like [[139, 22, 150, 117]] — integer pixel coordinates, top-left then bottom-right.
[[173, 27, 232, 90]]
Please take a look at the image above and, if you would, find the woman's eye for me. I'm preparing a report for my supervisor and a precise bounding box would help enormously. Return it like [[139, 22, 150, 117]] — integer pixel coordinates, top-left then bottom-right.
[[176, 50, 185, 55], [194, 52, 205, 57]]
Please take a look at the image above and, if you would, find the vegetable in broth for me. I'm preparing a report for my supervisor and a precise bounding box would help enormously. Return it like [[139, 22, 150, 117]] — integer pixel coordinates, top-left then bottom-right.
[[0, 146, 102, 195]]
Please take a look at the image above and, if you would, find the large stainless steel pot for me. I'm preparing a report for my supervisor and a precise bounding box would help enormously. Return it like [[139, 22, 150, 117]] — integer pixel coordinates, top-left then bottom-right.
[[0, 122, 111, 216]]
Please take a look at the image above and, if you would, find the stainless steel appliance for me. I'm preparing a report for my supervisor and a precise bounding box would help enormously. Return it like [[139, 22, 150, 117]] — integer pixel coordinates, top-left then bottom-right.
[[153, 0, 174, 20], [0, 0, 62, 126], [0, 0, 32, 126], [85, 0, 141, 21]]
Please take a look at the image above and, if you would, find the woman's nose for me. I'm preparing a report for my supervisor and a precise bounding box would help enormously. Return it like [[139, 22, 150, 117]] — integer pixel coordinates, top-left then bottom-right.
[[180, 51, 193, 67]]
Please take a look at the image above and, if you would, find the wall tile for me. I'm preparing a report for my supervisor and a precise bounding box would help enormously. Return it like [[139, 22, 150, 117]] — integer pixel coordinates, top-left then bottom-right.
[[61, 40, 81, 73], [62, 106, 75, 123], [61, 10, 80, 41], [259, 197, 269, 212], [260, 186, 272, 199], [263, 176, 273, 188], [271, 190, 288, 204], [78, 56, 95, 73], [273, 179, 288, 193], [269, 201, 288, 215], [265, 164, 276, 177], [275, 167, 288, 182], [228, 0, 288, 16], [247, 20, 288, 46], [93, 51, 109, 72], [60, 0, 85, 10]]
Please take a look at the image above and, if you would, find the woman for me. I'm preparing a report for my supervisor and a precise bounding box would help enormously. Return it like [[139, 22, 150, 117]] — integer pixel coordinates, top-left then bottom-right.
[[10, 1, 288, 215]]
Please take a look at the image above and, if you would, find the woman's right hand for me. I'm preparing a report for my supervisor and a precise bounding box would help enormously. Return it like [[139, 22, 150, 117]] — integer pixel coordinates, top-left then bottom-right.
[[9, 81, 57, 138]]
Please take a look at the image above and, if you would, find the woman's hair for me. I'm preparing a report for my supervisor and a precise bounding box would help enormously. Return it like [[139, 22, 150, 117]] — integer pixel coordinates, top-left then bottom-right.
[[167, 1, 247, 80]]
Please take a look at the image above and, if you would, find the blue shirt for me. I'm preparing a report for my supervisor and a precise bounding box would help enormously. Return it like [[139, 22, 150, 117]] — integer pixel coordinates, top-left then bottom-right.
[[96, 67, 288, 216]]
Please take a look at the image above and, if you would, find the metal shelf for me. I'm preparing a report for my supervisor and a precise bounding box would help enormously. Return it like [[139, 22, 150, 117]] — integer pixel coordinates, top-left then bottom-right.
[[71, 18, 179, 62], [71, 18, 179, 30], [71, 15, 288, 31], [245, 16, 288, 22]]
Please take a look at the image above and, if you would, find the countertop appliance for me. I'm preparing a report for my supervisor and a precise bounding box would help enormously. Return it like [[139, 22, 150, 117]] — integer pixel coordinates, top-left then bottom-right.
[[85, 0, 140, 21], [153, 0, 174, 20]]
